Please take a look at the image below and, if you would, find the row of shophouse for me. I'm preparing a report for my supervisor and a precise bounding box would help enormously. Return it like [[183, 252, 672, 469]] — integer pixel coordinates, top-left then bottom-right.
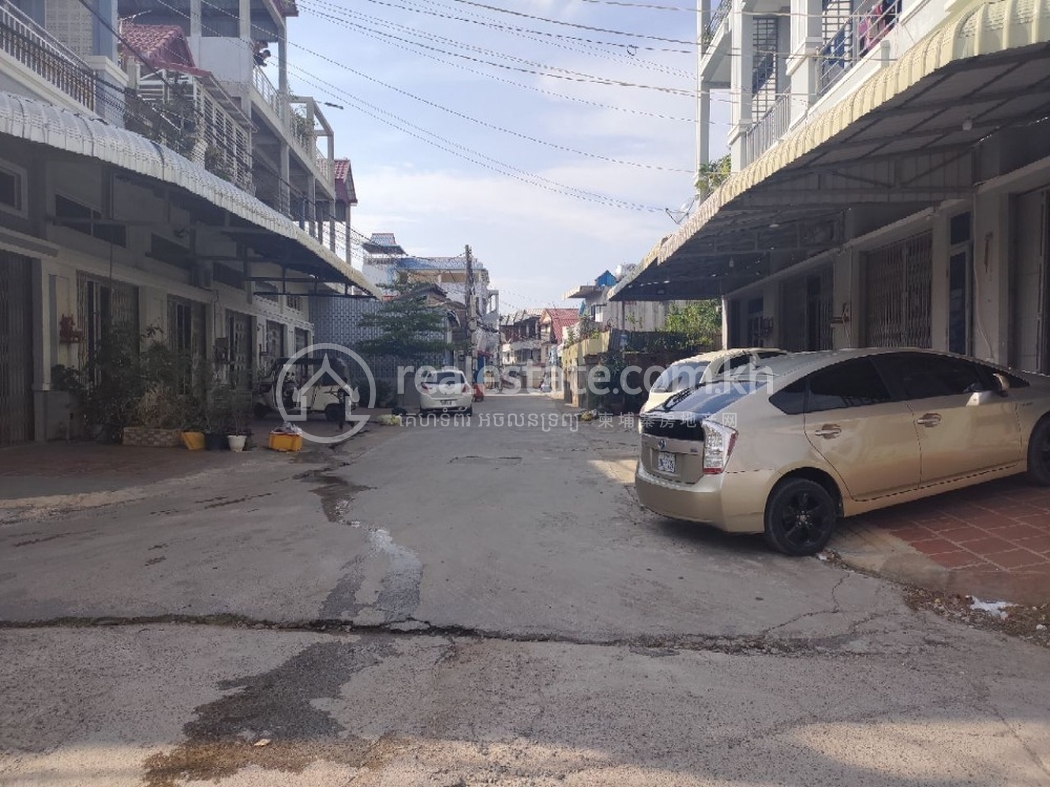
[[0, 0, 379, 447], [611, 0, 1050, 374]]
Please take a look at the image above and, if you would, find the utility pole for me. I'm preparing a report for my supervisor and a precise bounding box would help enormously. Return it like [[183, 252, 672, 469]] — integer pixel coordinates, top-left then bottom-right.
[[464, 245, 477, 383]]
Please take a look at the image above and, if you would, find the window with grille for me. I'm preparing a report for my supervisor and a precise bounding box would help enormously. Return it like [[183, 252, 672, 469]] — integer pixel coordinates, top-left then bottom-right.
[[752, 16, 779, 118]]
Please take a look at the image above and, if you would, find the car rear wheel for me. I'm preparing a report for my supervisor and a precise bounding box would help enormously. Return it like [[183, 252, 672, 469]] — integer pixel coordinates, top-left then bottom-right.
[[764, 478, 838, 557], [1026, 418, 1050, 486]]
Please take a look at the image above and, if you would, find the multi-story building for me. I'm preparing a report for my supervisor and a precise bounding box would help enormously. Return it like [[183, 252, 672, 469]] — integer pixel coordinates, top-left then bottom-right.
[[499, 309, 545, 387], [360, 232, 500, 376], [613, 0, 1050, 369], [564, 267, 694, 340], [0, 0, 374, 446]]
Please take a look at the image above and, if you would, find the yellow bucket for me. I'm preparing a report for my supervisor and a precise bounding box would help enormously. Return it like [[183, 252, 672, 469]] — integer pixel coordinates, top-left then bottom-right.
[[181, 431, 206, 450]]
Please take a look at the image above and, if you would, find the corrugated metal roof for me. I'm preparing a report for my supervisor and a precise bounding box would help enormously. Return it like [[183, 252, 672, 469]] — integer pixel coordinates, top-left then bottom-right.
[[613, 0, 1050, 300], [0, 91, 377, 297]]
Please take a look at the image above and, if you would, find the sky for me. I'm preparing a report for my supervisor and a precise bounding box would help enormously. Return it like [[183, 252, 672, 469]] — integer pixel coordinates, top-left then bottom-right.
[[281, 0, 731, 313]]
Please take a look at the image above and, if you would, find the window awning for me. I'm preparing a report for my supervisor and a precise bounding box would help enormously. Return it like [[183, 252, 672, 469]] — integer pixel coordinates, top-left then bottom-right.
[[612, 0, 1050, 301], [0, 91, 379, 297]]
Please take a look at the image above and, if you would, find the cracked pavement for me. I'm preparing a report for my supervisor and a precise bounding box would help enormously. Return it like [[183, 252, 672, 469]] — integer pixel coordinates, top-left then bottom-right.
[[1, 393, 1049, 785]]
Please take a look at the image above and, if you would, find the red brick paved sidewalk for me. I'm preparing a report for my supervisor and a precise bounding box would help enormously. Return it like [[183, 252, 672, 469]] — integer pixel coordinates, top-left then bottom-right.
[[837, 477, 1050, 605]]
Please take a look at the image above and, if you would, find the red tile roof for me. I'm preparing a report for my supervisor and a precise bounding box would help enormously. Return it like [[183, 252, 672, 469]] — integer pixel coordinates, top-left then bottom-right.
[[120, 23, 207, 77], [334, 158, 357, 204], [542, 308, 581, 343]]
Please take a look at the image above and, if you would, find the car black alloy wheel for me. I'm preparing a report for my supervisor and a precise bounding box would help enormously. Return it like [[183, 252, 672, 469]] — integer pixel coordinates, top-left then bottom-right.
[[765, 478, 837, 557], [1027, 418, 1050, 486]]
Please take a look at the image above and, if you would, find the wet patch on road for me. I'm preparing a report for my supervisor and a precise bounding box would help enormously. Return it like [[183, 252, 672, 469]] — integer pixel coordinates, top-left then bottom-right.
[[448, 456, 523, 467], [204, 492, 275, 509], [301, 470, 373, 524], [146, 556, 166, 567], [320, 528, 423, 625], [142, 639, 398, 786], [11, 531, 78, 548]]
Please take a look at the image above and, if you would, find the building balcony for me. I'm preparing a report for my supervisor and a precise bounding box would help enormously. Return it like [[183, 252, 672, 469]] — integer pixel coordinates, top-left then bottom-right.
[[0, 1, 96, 112], [701, 0, 731, 54], [251, 66, 334, 192], [741, 93, 792, 167], [131, 67, 254, 193], [818, 0, 901, 97]]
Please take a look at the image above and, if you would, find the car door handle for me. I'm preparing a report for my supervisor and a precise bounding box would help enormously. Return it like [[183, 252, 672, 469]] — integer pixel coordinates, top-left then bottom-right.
[[917, 413, 942, 427], [813, 425, 842, 438]]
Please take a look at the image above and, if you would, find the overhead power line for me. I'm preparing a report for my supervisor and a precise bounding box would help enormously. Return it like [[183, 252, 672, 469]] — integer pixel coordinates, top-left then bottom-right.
[[151, 0, 689, 211], [304, 0, 693, 59], [445, 0, 696, 45]]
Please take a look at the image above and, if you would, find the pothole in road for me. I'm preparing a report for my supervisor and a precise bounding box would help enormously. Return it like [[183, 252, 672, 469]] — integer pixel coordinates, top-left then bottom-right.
[[448, 456, 523, 466]]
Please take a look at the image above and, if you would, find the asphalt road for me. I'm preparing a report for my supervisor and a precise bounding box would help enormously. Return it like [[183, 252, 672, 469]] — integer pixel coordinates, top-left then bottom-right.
[[1, 392, 1048, 785]]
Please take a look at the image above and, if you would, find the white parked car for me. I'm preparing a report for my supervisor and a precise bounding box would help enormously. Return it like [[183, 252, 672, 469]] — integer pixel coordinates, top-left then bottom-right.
[[420, 368, 474, 415], [641, 348, 788, 415]]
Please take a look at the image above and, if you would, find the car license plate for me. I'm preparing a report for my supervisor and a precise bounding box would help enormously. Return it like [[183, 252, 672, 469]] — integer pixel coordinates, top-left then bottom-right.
[[657, 451, 676, 474], [440, 399, 454, 405]]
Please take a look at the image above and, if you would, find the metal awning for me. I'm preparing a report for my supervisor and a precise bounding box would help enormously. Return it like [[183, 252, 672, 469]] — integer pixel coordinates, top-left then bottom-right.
[[0, 91, 379, 297], [612, 0, 1050, 301]]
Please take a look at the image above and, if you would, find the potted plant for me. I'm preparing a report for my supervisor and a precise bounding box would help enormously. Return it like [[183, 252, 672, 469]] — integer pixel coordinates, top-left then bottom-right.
[[227, 389, 253, 452], [204, 378, 233, 450], [123, 383, 185, 447], [180, 396, 207, 450]]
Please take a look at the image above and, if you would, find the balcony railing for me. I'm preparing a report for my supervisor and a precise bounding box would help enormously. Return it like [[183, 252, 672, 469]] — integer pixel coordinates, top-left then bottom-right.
[[135, 68, 254, 194], [742, 94, 791, 167], [252, 64, 286, 121], [701, 0, 731, 53], [0, 1, 95, 111], [255, 68, 333, 187], [818, 0, 901, 96]]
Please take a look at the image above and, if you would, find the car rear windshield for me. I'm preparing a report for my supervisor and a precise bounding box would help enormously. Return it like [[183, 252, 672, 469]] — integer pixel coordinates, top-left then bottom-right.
[[426, 371, 465, 385], [664, 381, 764, 416], [651, 361, 709, 393]]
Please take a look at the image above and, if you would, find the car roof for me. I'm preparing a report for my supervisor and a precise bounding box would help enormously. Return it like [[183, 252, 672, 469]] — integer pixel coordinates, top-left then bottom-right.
[[734, 347, 1027, 388], [669, 347, 787, 365]]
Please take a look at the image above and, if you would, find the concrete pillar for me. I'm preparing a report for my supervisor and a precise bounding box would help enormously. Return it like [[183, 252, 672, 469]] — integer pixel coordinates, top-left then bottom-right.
[[189, 0, 202, 38], [727, 0, 753, 171], [697, 90, 711, 171], [929, 212, 951, 353], [238, 0, 250, 41], [972, 191, 1011, 364], [307, 175, 317, 238], [278, 24, 288, 96], [279, 141, 290, 216], [787, 0, 822, 126], [697, 0, 711, 171]]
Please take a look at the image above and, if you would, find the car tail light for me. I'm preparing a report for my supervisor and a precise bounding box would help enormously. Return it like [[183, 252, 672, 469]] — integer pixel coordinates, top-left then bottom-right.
[[702, 419, 737, 475], [421, 382, 433, 392], [462, 383, 471, 394]]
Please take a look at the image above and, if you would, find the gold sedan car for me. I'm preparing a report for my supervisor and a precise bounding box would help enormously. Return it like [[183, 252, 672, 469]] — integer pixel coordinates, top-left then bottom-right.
[[635, 348, 1050, 556]]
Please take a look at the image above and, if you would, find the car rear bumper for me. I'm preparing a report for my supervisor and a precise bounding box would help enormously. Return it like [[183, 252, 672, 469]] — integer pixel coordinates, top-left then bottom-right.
[[420, 393, 472, 411], [634, 463, 766, 534]]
